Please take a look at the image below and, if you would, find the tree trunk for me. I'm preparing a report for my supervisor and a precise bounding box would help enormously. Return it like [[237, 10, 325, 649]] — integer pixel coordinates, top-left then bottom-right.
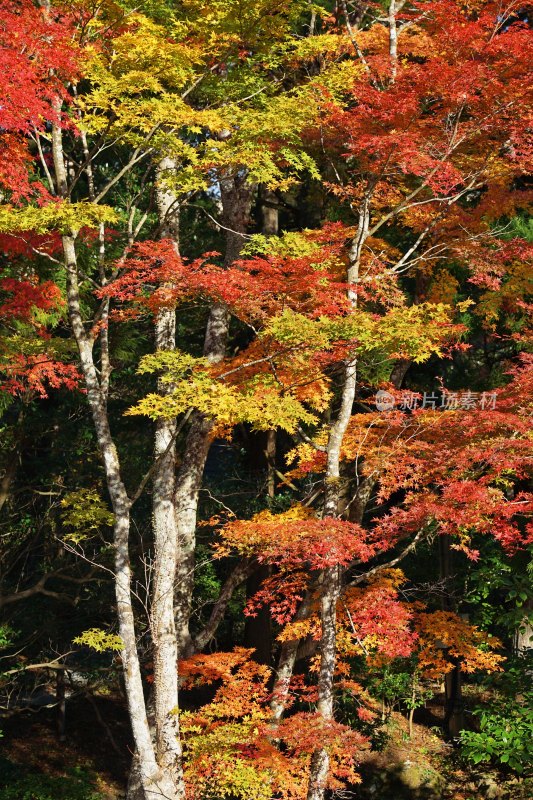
[[271, 589, 313, 722], [193, 559, 254, 652], [271, 477, 376, 725], [439, 534, 464, 739], [244, 564, 272, 664], [307, 566, 341, 800], [0, 445, 20, 515], [515, 600, 533, 653], [52, 104, 184, 794], [63, 232, 177, 800], [243, 187, 277, 663], [173, 174, 254, 657], [306, 212, 365, 799], [261, 190, 278, 503], [150, 307, 183, 784], [306, 361, 357, 800], [174, 414, 212, 658], [128, 158, 185, 798], [265, 428, 276, 499]]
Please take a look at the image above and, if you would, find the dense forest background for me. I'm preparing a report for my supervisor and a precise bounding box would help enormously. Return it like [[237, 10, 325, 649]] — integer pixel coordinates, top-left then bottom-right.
[[0, 1, 531, 799]]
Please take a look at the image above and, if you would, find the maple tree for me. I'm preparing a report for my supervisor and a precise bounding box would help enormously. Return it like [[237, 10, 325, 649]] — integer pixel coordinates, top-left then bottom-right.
[[0, 0, 531, 799]]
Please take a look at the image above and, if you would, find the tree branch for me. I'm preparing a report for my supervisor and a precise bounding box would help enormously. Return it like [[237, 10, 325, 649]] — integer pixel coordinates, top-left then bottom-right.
[[193, 559, 254, 652]]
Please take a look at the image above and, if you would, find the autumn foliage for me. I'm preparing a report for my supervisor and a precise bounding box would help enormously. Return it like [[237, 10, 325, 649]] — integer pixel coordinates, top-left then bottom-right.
[[0, 0, 531, 798]]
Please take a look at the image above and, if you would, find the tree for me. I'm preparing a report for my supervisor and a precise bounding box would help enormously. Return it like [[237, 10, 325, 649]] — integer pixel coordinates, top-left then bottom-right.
[[0, 1, 531, 798], [1, 1, 349, 797]]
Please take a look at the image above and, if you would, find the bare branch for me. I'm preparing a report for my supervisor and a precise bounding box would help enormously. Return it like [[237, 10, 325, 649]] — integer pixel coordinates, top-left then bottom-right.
[[193, 559, 254, 652], [348, 527, 426, 587]]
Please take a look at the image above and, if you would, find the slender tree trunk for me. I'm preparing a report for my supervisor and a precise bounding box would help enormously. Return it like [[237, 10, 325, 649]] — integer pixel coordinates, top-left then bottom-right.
[[193, 559, 254, 652], [348, 475, 376, 525], [260, 197, 278, 504], [265, 428, 277, 499], [307, 211, 366, 800], [439, 534, 464, 739], [271, 475, 375, 726], [275, 201, 370, 794], [388, 0, 398, 83], [131, 158, 185, 797], [271, 589, 313, 722], [243, 187, 277, 663], [174, 415, 212, 658], [173, 174, 254, 657], [0, 447, 20, 515], [52, 109, 183, 795], [306, 362, 357, 799], [150, 306, 183, 786], [244, 564, 272, 664], [63, 232, 176, 800], [307, 566, 341, 800]]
